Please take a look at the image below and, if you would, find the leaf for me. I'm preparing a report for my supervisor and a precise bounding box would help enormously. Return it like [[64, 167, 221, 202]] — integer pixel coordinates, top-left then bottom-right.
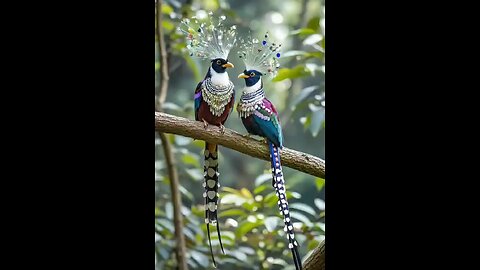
[[315, 178, 325, 191], [264, 216, 281, 232], [307, 16, 321, 32], [314, 198, 326, 211], [272, 66, 310, 82], [165, 202, 173, 219], [236, 220, 263, 238], [308, 239, 320, 251], [179, 185, 194, 201], [310, 107, 325, 137], [255, 174, 272, 187], [303, 34, 323, 46], [220, 194, 248, 205], [190, 250, 209, 268], [181, 153, 200, 167], [228, 250, 248, 262], [290, 86, 319, 110], [161, 4, 174, 14], [240, 188, 253, 199], [289, 203, 317, 216], [222, 186, 244, 196], [253, 185, 267, 194], [219, 209, 246, 218], [162, 102, 182, 111], [162, 20, 174, 31], [289, 212, 313, 226], [184, 168, 203, 180], [290, 28, 316, 36], [184, 56, 202, 82]]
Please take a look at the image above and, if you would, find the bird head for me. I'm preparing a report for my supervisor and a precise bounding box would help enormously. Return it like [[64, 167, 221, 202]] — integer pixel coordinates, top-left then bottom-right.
[[211, 58, 234, 73], [238, 69, 263, 87]]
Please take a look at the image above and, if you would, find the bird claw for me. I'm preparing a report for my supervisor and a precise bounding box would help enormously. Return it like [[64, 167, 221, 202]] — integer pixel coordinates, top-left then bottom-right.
[[219, 124, 226, 134], [202, 119, 209, 130], [242, 133, 251, 138]]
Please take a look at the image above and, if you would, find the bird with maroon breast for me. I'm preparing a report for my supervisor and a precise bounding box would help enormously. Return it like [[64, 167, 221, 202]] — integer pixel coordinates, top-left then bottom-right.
[[178, 12, 237, 268], [236, 32, 303, 270]]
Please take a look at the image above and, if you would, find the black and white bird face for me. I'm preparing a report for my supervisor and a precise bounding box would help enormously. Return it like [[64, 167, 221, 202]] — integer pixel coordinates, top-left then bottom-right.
[[238, 69, 263, 87], [211, 58, 234, 73]]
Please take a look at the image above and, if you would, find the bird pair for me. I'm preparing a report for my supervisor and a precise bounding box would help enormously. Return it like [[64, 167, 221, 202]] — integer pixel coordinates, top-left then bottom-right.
[[179, 12, 302, 270]]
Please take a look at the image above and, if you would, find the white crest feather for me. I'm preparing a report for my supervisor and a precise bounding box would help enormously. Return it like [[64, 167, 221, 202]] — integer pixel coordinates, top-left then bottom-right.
[[238, 31, 282, 78], [177, 11, 237, 60]]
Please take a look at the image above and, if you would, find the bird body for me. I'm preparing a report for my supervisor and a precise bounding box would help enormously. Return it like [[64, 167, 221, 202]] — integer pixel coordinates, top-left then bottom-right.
[[236, 31, 302, 270], [179, 12, 237, 267], [237, 70, 301, 270]]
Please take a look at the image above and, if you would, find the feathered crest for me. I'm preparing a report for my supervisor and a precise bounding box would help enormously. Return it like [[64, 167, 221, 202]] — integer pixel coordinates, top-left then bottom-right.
[[177, 11, 237, 60], [237, 31, 282, 78]]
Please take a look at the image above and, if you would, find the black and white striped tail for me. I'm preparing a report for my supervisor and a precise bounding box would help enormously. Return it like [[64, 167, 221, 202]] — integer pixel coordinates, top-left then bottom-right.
[[203, 142, 225, 268], [269, 142, 303, 270]]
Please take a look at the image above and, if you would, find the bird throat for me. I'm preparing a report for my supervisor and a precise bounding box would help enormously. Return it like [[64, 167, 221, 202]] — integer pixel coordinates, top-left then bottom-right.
[[201, 78, 234, 117], [237, 87, 265, 118]]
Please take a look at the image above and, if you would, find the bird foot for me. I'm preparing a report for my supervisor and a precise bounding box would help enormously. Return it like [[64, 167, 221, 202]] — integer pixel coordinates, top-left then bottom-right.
[[242, 133, 251, 138], [202, 119, 209, 130], [218, 124, 226, 134]]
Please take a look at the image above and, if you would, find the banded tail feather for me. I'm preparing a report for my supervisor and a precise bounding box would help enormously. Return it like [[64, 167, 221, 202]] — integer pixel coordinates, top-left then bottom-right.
[[269, 142, 303, 270], [203, 142, 225, 268]]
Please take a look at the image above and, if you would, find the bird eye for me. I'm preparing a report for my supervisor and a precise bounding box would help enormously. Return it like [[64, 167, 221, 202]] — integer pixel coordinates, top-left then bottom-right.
[[250, 72, 255, 77], [216, 60, 221, 65]]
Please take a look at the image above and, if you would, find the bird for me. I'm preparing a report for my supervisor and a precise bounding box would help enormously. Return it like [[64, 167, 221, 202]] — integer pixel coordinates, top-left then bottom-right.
[[236, 32, 303, 270], [178, 12, 237, 268]]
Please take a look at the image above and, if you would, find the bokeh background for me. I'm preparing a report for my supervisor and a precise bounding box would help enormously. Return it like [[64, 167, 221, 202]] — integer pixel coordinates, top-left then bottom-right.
[[155, 0, 325, 269]]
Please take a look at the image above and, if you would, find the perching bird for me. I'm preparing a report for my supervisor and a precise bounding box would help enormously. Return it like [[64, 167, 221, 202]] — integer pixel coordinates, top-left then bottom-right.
[[178, 12, 237, 268], [236, 32, 303, 270]]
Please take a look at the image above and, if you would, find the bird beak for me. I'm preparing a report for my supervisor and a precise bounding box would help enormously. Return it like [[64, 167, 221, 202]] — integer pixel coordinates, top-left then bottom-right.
[[222, 62, 234, 68], [238, 73, 250, 79]]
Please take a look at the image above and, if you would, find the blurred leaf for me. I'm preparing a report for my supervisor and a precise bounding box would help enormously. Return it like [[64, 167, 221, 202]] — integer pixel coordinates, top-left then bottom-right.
[[272, 66, 310, 82], [315, 177, 325, 191], [179, 185, 194, 201], [190, 250, 209, 268], [264, 216, 281, 232], [314, 198, 326, 211], [290, 28, 316, 36], [162, 20, 174, 31], [310, 107, 325, 137], [255, 174, 271, 186], [185, 168, 203, 180], [184, 56, 202, 82], [240, 188, 253, 199], [291, 86, 319, 110], [263, 193, 278, 207], [228, 250, 248, 262], [219, 209, 246, 217], [236, 220, 263, 238], [165, 202, 173, 219], [155, 62, 160, 71], [238, 246, 256, 255], [253, 185, 267, 194], [181, 153, 200, 167], [220, 194, 248, 205], [289, 212, 312, 226], [289, 203, 317, 216], [303, 34, 323, 45], [162, 102, 182, 111], [307, 16, 321, 32], [161, 4, 174, 14], [308, 239, 320, 251]]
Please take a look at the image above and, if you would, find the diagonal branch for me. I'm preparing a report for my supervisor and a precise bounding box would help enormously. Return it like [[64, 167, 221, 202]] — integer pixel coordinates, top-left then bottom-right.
[[155, 112, 325, 178]]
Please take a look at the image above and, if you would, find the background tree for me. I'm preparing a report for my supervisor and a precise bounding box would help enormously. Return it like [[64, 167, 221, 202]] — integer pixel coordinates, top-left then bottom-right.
[[155, 0, 325, 269]]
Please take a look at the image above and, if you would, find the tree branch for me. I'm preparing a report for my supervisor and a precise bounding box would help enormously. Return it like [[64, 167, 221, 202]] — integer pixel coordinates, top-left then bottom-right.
[[155, 112, 325, 178], [303, 240, 325, 270], [156, 1, 187, 269]]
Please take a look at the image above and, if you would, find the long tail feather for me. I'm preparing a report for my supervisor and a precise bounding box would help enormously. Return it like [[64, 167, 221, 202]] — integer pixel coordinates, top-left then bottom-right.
[[269, 142, 303, 270], [203, 142, 224, 267]]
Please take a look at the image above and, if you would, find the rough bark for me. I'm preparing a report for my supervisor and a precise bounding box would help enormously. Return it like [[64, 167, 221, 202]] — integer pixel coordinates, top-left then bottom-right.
[[155, 112, 325, 178], [304, 240, 325, 270]]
